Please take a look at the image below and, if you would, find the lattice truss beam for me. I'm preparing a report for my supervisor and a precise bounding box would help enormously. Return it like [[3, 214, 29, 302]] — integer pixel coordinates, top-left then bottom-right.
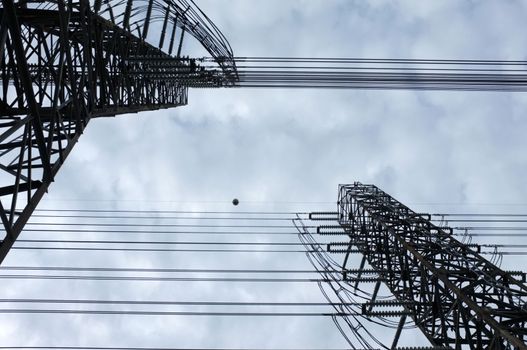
[[0, 0, 236, 263], [333, 183, 527, 350]]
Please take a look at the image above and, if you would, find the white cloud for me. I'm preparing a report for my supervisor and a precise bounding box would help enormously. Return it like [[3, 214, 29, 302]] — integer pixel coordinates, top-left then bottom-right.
[[2, 1, 527, 349]]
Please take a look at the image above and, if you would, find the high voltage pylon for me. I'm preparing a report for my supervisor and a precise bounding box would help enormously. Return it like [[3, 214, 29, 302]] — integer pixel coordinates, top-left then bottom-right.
[[296, 184, 527, 349], [1, 1, 527, 349], [0, 0, 236, 264]]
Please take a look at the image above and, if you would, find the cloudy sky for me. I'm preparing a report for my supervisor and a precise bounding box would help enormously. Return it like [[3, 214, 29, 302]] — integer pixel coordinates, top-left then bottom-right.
[[50, 0, 527, 208], [2, 1, 527, 349]]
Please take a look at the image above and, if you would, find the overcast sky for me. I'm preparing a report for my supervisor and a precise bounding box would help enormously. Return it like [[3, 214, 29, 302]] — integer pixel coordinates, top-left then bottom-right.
[[2, 1, 527, 349], [47, 0, 527, 208]]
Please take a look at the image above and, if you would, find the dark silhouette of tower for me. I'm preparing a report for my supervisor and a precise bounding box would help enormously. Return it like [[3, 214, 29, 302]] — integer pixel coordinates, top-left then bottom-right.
[[298, 183, 527, 349], [0, 0, 237, 264]]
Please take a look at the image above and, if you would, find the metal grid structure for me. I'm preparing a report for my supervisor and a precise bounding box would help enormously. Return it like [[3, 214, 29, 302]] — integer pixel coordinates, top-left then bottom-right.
[[334, 183, 527, 349], [0, 0, 237, 264]]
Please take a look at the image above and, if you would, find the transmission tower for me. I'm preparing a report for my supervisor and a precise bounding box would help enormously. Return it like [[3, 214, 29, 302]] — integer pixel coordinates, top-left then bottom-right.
[[0, 0, 237, 264], [297, 183, 527, 349]]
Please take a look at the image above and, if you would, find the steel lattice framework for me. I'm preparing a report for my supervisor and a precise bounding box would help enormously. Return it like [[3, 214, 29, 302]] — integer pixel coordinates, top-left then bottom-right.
[[0, 0, 237, 264], [337, 183, 527, 350]]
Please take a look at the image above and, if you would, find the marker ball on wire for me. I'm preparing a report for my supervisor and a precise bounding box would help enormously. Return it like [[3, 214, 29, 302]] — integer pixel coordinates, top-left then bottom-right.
[[232, 198, 239, 206]]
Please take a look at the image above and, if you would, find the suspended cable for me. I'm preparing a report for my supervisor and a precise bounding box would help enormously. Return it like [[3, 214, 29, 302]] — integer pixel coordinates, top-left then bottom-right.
[[15, 239, 310, 246], [11, 247, 314, 253], [432, 213, 527, 217], [456, 227, 527, 230], [20, 228, 527, 237], [233, 57, 527, 64], [0, 298, 365, 307], [435, 219, 527, 223], [22, 229, 300, 235], [0, 266, 324, 274], [224, 56, 527, 91], [14, 239, 527, 248], [30, 215, 299, 221], [33, 209, 309, 215], [0, 275, 331, 282], [26, 223, 302, 228], [0, 309, 360, 316], [0, 347, 358, 350]]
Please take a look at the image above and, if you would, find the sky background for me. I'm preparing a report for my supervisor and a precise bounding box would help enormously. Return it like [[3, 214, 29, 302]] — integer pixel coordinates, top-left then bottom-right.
[[2, 1, 527, 349], [50, 0, 527, 208]]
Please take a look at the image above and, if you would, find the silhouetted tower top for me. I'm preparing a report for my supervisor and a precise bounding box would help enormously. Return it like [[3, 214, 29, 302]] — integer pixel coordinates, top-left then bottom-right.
[[0, 0, 237, 264]]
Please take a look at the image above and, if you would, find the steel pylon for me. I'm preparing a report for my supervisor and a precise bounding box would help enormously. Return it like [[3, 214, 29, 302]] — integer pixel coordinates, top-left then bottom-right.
[[334, 183, 527, 349], [0, 0, 236, 264]]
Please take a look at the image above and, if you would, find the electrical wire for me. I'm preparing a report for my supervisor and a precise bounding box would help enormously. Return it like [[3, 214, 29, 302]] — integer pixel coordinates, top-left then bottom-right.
[[11, 247, 314, 253], [0, 309, 359, 316], [5, 207, 525, 350], [30, 215, 299, 221], [222, 57, 527, 91], [15, 239, 310, 246], [0, 298, 364, 307], [0, 275, 331, 282], [22, 229, 300, 235], [0, 266, 325, 274], [26, 223, 302, 228], [0, 346, 360, 350], [33, 209, 309, 214]]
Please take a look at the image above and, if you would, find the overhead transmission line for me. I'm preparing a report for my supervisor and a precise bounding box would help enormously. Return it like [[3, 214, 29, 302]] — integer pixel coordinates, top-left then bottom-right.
[[11, 210, 527, 255], [206, 57, 527, 91], [0, 347, 358, 350], [2, 208, 525, 349]]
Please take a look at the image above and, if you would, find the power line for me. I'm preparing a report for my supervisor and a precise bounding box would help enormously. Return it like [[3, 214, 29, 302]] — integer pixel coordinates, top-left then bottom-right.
[[0, 309, 359, 316], [0, 298, 362, 307], [16, 239, 309, 246], [432, 213, 527, 217], [229, 57, 527, 91], [233, 57, 527, 64], [11, 247, 313, 253], [22, 229, 300, 235], [26, 223, 302, 229], [20, 228, 527, 237], [0, 347, 357, 350], [456, 226, 527, 230], [436, 219, 527, 223], [15, 239, 527, 248], [0, 275, 329, 282], [30, 215, 300, 221], [0, 267, 324, 274]]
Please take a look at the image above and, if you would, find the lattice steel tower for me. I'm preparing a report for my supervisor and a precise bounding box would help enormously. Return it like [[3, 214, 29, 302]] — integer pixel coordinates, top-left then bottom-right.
[[298, 184, 527, 349], [0, 0, 237, 263]]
